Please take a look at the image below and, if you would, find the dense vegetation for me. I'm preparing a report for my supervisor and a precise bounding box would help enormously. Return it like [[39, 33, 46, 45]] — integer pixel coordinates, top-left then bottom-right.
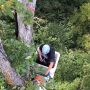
[[0, 0, 90, 90]]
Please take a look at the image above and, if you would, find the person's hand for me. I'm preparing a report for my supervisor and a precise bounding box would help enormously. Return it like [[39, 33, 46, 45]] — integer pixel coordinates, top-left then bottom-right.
[[37, 47, 43, 62], [45, 72, 48, 76], [44, 72, 50, 82], [45, 62, 54, 76], [45, 72, 50, 77], [40, 57, 43, 62]]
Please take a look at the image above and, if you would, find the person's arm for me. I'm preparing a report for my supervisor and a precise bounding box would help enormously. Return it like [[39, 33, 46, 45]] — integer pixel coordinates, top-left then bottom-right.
[[37, 47, 43, 61], [45, 62, 54, 76]]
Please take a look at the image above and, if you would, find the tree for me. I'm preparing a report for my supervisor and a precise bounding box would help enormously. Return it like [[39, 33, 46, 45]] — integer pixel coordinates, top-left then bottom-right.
[[0, 0, 37, 44], [17, 0, 37, 44], [0, 0, 37, 87], [0, 39, 24, 86]]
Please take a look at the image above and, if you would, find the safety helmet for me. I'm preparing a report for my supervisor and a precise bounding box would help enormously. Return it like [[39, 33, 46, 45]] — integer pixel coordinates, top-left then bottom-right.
[[42, 44, 50, 55]]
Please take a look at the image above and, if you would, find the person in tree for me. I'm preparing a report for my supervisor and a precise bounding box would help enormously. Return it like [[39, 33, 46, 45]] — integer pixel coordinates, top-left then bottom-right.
[[36, 44, 60, 79]]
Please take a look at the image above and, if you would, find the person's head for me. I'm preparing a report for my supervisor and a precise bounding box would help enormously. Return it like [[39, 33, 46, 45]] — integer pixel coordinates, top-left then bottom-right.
[[42, 44, 50, 55]]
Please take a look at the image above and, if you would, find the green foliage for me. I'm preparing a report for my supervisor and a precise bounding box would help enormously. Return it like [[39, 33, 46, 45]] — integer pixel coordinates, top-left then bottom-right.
[[36, 0, 89, 22], [36, 0, 62, 22], [34, 12, 88, 50], [0, 20, 15, 40], [46, 78, 81, 90], [70, 3, 90, 27], [0, 0, 90, 89], [0, 74, 7, 90], [0, 0, 33, 24], [34, 21, 61, 49], [80, 63, 90, 90], [15, 0, 33, 24], [77, 34, 90, 51], [82, 63, 90, 76], [55, 50, 89, 81], [25, 81, 35, 90], [22, 0, 90, 50], [80, 3, 90, 20], [0, 0, 15, 18], [68, 3, 90, 49], [3, 39, 36, 76], [80, 75, 90, 90], [34, 19, 76, 50]]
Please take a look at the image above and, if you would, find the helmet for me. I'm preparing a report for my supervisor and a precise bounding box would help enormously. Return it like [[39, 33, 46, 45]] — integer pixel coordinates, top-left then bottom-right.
[[42, 44, 50, 55]]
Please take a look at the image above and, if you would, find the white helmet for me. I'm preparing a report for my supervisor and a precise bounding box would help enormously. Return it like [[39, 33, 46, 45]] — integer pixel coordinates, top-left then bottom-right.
[[42, 44, 50, 55]]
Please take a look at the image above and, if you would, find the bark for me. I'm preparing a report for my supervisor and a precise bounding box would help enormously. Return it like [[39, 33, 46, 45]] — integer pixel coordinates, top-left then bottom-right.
[[17, 0, 37, 45], [0, 39, 24, 86]]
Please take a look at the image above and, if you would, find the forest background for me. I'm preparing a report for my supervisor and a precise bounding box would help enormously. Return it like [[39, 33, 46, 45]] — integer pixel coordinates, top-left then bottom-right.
[[0, 0, 90, 90]]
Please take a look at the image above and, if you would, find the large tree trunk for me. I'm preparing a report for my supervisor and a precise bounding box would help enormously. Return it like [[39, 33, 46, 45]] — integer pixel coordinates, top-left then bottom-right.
[[0, 39, 24, 86], [17, 0, 37, 45]]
